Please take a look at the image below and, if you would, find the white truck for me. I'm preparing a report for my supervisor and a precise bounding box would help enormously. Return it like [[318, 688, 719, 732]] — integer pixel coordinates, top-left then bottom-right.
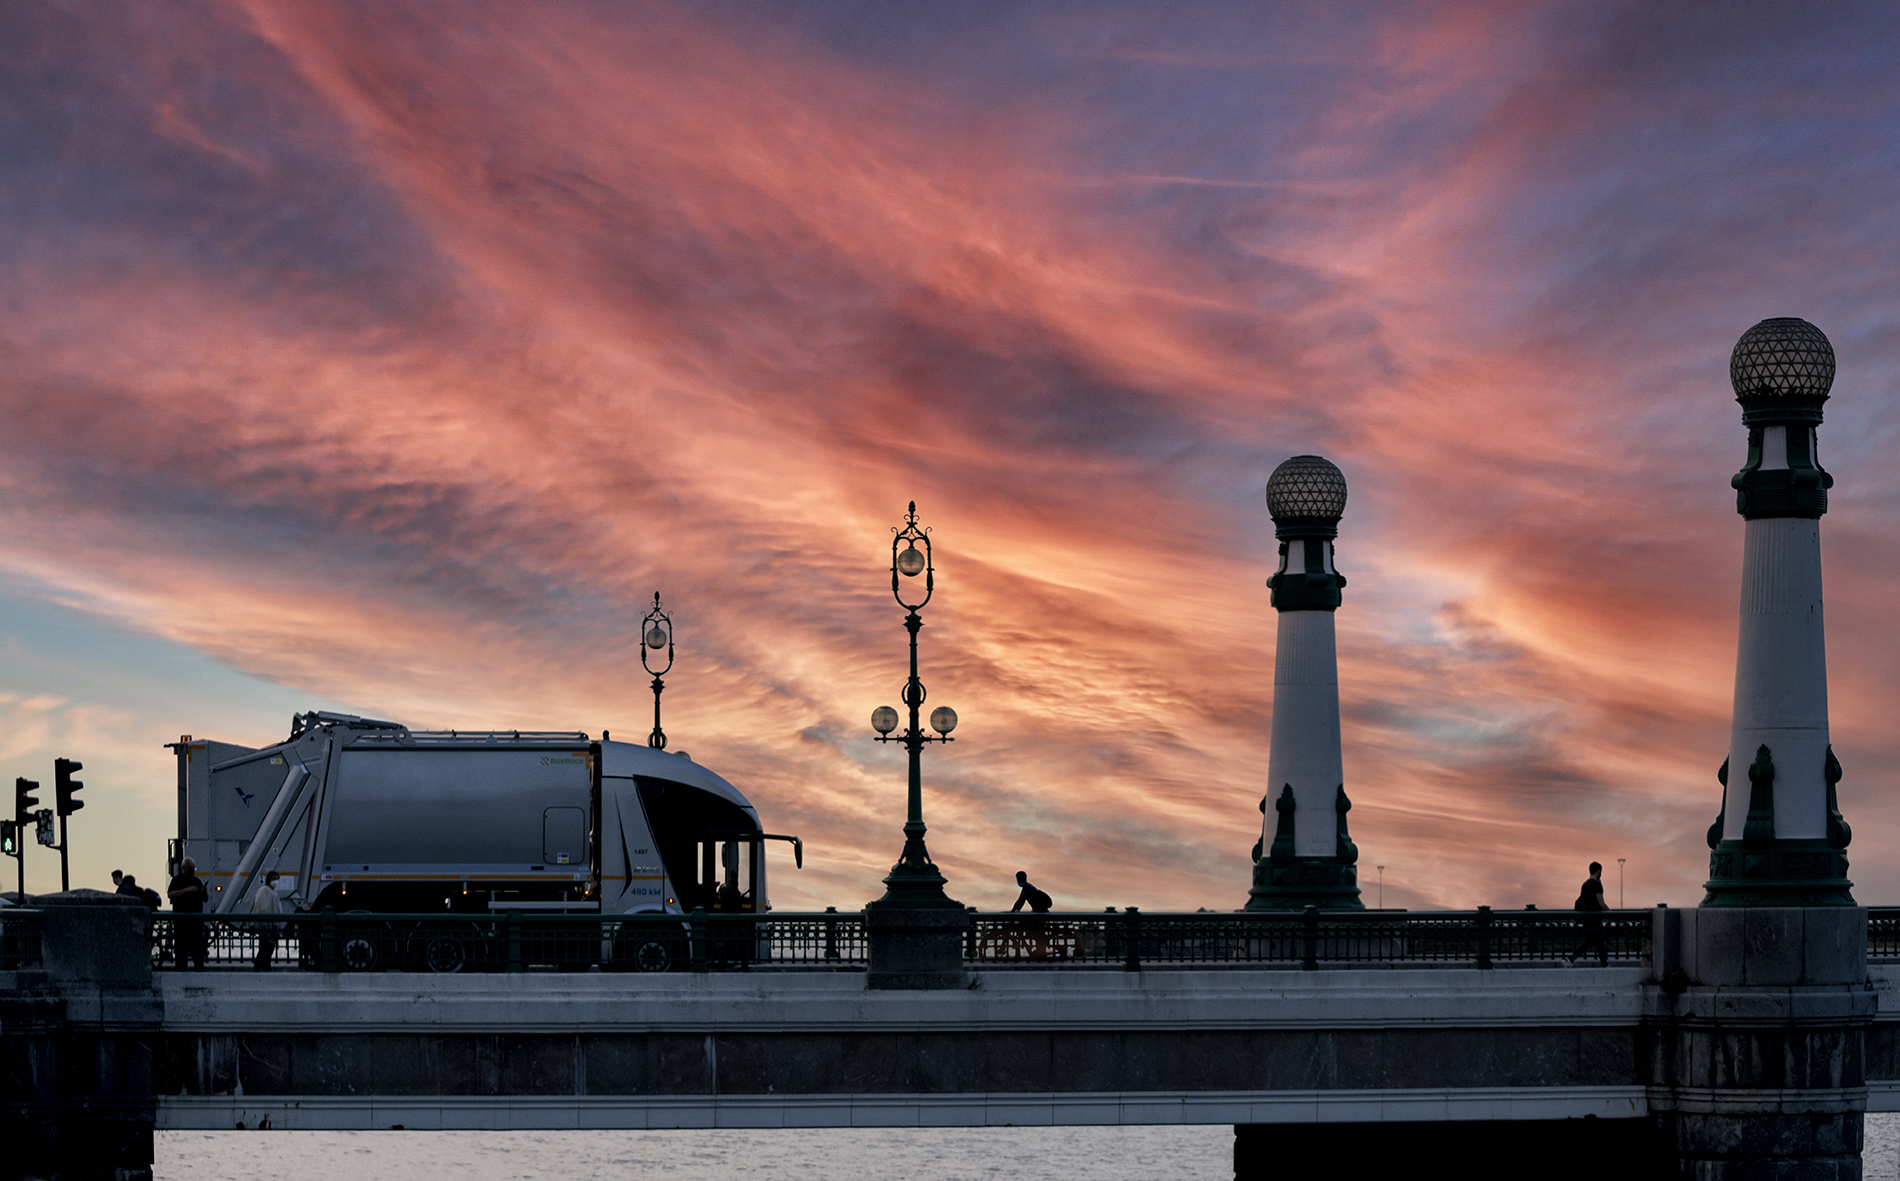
[[170, 711, 801, 920]]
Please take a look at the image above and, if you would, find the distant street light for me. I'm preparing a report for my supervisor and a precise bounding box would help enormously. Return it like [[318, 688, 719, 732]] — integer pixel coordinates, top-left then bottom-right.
[[641, 593, 674, 749], [869, 502, 959, 908], [1617, 858, 1626, 909], [1376, 865, 1385, 909]]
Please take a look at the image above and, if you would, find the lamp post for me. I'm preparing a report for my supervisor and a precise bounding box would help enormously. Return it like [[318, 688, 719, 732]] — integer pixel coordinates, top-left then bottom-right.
[[1377, 865, 1385, 909], [641, 593, 673, 750], [1617, 858, 1626, 909], [867, 502, 961, 910]]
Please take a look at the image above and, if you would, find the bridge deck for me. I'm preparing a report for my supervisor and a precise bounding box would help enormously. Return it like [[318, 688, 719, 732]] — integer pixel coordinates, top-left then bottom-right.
[[157, 966, 1661, 1130]]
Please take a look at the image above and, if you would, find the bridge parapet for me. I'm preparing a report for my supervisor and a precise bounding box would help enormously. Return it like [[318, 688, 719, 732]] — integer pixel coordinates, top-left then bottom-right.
[[142, 906, 1655, 974]]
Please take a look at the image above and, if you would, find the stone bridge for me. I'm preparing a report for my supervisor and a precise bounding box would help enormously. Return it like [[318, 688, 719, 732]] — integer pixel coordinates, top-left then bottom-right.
[[4, 895, 1896, 1179]]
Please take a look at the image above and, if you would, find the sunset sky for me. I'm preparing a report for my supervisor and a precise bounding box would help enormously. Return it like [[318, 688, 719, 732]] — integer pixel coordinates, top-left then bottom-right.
[[3, 1, 1898, 912]]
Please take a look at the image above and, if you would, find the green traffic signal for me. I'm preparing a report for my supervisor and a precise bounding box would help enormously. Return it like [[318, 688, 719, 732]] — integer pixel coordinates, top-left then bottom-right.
[[0, 818, 15, 856]]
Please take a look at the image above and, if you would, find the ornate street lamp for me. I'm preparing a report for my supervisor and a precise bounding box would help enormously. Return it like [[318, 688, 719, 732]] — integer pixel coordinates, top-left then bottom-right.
[[868, 502, 961, 909], [641, 592, 674, 750]]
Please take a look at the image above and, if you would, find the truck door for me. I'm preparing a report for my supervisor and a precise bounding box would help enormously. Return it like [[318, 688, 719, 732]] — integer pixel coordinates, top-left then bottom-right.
[[543, 807, 586, 867], [699, 835, 755, 912]]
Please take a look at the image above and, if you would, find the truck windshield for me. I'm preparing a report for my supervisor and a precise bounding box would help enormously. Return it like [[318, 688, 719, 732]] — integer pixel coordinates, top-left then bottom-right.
[[634, 777, 761, 912]]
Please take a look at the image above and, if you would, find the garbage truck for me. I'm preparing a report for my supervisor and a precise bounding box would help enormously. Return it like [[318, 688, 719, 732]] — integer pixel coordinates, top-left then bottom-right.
[[168, 711, 802, 922]]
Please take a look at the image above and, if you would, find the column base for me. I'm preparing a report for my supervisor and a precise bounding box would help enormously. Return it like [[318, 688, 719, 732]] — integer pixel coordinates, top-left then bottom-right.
[[1702, 839, 1854, 907], [863, 905, 969, 989], [1244, 856, 1363, 911], [1649, 1110, 1862, 1181]]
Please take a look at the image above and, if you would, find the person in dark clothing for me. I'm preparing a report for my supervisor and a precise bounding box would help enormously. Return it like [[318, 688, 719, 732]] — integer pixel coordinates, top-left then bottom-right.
[[1568, 861, 1609, 966], [117, 874, 160, 908], [168, 857, 209, 970], [1011, 871, 1053, 913]]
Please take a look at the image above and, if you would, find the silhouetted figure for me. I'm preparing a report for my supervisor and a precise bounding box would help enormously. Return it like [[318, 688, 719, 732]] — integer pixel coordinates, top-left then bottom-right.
[[168, 857, 208, 970], [1011, 871, 1053, 913], [118, 874, 159, 908], [1568, 861, 1608, 967]]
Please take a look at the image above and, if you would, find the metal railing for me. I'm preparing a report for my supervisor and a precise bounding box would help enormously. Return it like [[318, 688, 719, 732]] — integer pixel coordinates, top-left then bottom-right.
[[113, 905, 1900, 974], [966, 906, 1651, 970], [0, 908, 42, 969], [1867, 908, 1900, 962], [148, 908, 867, 973]]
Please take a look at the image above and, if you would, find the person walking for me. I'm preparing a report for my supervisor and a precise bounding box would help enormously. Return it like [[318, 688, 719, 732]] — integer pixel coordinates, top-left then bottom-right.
[[1567, 861, 1609, 967], [247, 870, 285, 971], [168, 857, 209, 970]]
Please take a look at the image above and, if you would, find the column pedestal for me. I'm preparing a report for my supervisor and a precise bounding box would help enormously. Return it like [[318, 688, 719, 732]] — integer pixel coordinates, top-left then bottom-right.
[[1646, 905, 1871, 1179], [863, 905, 968, 990]]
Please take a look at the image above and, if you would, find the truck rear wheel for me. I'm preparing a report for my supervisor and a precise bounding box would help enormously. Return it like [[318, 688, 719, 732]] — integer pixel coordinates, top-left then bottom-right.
[[423, 935, 466, 973], [340, 934, 380, 971]]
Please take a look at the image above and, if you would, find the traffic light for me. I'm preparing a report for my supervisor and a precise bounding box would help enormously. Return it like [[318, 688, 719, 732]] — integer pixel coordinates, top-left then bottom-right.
[[0, 819, 15, 856], [35, 811, 54, 846], [54, 758, 83, 817], [15, 777, 39, 818]]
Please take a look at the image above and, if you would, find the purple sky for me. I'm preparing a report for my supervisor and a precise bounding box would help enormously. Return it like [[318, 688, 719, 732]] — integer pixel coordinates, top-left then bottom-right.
[[2, 1, 1898, 911]]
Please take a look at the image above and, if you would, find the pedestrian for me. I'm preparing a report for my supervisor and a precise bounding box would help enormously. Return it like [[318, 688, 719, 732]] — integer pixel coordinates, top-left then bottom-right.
[[111, 869, 124, 890], [117, 873, 157, 907], [168, 857, 209, 970], [1011, 870, 1053, 914], [1567, 861, 1609, 967], [247, 870, 285, 971]]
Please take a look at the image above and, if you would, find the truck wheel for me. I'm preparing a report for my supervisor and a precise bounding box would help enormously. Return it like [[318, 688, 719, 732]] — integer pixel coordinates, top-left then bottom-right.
[[341, 934, 379, 972], [424, 936, 466, 974], [630, 940, 671, 972]]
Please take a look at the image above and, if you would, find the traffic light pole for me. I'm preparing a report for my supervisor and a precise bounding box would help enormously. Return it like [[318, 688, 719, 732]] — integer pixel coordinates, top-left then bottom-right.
[[14, 777, 40, 898], [53, 758, 82, 894]]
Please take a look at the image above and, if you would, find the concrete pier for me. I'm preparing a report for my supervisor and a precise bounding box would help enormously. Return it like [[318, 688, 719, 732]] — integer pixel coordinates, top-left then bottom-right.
[[1, 891, 160, 1181]]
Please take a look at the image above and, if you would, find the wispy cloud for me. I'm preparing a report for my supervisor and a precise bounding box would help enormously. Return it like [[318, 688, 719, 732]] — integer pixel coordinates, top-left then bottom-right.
[[3, 0, 1899, 909]]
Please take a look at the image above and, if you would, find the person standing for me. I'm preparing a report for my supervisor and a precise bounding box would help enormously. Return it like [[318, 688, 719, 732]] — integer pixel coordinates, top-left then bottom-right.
[[247, 870, 285, 971], [168, 857, 208, 970], [1568, 861, 1609, 967]]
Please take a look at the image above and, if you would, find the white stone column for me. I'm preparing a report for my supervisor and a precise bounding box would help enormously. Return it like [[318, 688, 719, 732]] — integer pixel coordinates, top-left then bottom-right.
[[1247, 454, 1361, 909], [1704, 316, 1852, 906], [1267, 592, 1345, 859], [1727, 516, 1829, 841]]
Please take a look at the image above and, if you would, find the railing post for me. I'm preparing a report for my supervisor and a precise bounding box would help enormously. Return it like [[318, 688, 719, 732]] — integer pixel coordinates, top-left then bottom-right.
[[965, 907, 978, 960], [1302, 905, 1319, 971], [1475, 905, 1493, 971], [1123, 906, 1141, 972], [823, 906, 839, 961], [319, 906, 337, 973], [690, 907, 708, 973], [506, 910, 523, 973]]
